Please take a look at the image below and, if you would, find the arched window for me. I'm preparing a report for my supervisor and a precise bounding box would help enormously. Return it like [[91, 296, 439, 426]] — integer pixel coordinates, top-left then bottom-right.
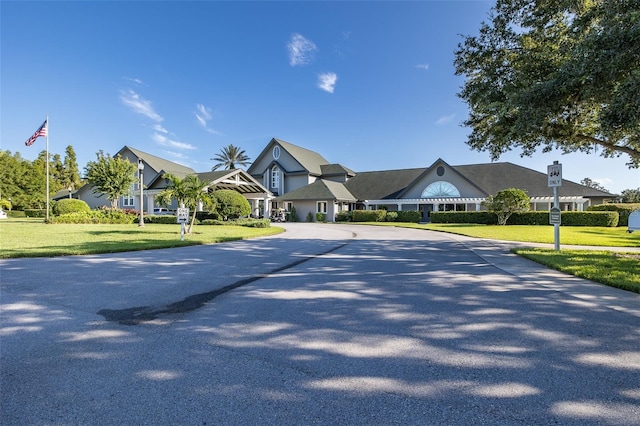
[[421, 181, 460, 198], [271, 166, 280, 189]]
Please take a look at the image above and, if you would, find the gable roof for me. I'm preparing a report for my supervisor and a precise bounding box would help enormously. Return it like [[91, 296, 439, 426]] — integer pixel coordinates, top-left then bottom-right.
[[452, 162, 613, 197], [196, 169, 270, 195], [321, 163, 357, 177], [275, 179, 357, 202], [344, 168, 425, 200], [270, 138, 330, 175], [119, 146, 196, 179]]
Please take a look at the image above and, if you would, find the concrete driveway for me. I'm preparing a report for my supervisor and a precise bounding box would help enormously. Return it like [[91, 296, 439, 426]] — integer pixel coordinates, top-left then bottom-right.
[[1, 223, 639, 425]]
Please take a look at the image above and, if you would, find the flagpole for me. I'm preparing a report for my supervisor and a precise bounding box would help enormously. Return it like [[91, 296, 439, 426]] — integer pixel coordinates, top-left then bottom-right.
[[45, 114, 49, 221]]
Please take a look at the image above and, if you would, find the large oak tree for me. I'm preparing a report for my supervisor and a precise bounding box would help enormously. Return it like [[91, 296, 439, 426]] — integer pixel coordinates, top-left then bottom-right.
[[454, 0, 640, 166]]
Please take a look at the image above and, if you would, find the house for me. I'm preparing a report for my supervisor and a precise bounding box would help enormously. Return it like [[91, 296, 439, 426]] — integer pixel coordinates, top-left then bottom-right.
[[247, 138, 614, 222], [76, 146, 272, 216], [76, 140, 614, 222]]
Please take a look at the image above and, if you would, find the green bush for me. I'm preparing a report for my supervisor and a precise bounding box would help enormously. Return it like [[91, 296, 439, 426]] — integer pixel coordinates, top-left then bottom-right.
[[25, 209, 48, 218], [53, 199, 90, 216], [558, 211, 619, 227], [336, 210, 351, 222], [144, 214, 180, 224], [288, 206, 299, 222], [201, 218, 271, 228], [49, 209, 136, 224], [306, 212, 314, 222], [431, 211, 497, 224], [588, 203, 640, 226], [385, 211, 398, 222], [395, 211, 421, 223], [210, 189, 251, 220], [508, 212, 551, 225], [352, 210, 385, 222], [315, 212, 326, 222]]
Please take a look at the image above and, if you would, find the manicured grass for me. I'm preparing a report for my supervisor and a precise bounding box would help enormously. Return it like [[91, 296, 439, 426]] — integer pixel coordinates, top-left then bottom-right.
[[513, 249, 640, 294], [0, 218, 283, 258]]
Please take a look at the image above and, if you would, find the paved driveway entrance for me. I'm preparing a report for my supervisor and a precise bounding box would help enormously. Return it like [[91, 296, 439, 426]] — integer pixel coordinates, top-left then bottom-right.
[[2, 223, 639, 425]]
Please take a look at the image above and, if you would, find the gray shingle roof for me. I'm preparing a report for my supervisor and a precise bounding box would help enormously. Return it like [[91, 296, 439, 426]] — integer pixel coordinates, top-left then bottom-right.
[[276, 179, 357, 202], [452, 162, 613, 197], [344, 168, 425, 200], [274, 138, 330, 175], [122, 146, 196, 178]]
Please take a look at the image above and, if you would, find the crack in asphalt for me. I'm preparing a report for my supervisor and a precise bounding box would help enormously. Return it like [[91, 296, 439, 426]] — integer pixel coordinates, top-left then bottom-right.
[[98, 239, 353, 325]]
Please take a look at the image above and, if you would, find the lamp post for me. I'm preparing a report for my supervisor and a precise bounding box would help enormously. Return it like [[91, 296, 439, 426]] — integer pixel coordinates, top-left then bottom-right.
[[138, 158, 145, 227], [68, 186, 72, 199]]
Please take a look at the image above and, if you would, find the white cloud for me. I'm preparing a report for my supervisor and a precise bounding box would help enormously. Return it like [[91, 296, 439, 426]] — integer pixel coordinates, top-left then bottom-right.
[[194, 103, 221, 135], [318, 72, 338, 94], [435, 114, 455, 125], [415, 64, 430, 71], [120, 89, 163, 122], [288, 33, 317, 66], [153, 133, 196, 150], [152, 124, 168, 134]]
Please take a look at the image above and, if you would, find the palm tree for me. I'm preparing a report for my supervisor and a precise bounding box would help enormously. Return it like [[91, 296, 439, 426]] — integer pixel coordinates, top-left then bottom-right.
[[211, 144, 251, 171], [155, 174, 213, 233]]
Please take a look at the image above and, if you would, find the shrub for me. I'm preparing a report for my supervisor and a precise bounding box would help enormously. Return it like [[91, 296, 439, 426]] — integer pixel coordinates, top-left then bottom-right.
[[395, 211, 421, 223], [431, 211, 497, 224], [25, 209, 48, 218], [49, 209, 136, 224], [352, 210, 384, 222], [144, 214, 180, 224], [588, 203, 640, 227], [288, 206, 299, 222], [201, 218, 270, 228], [482, 188, 530, 225], [53, 199, 90, 216], [316, 212, 326, 222], [558, 211, 619, 227], [385, 211, 398, 222], [336, 210, 351, 222], [210, 189, 251, 220]]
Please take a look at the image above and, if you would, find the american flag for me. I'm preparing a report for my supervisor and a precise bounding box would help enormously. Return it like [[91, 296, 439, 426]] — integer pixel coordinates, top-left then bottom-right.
[[25, 119, 48, 146]]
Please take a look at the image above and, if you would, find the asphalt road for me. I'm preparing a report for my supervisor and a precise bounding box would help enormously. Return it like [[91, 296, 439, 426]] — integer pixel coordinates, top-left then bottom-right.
[[1, 223, 639, 425]]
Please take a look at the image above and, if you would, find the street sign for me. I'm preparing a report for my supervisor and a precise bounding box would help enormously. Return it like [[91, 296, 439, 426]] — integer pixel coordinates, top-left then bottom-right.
[[176, 208, 189, 224], [549, 207, 561, 225], [548, 162, 562, 187]]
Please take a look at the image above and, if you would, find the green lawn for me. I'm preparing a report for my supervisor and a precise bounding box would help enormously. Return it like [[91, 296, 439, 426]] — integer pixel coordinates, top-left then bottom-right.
[[0, 218, 283, 258]]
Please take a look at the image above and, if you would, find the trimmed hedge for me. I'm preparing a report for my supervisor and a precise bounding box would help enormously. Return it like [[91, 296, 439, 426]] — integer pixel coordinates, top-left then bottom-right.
[[48, 209, 136, 224], [336, 211, 351, 222], [349, 209, 421, 223], [25, 209, 48, 218], [53, 199, 91, 216], [395, 211, 421, 223], [200, 218, 271, 228], [431, 210, 619, 227], [351, 210, 386, 222], [587, 203, 640, 227], [144, 214, 181, 224]]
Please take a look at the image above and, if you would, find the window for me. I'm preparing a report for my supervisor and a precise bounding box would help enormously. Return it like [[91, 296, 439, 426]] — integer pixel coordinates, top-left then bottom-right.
[[273, 145, 280, 160], [421, 181, 460, 198], [317, 201, 327, 213], [271, 166, 280, 189], [123, 195, 134, 207]]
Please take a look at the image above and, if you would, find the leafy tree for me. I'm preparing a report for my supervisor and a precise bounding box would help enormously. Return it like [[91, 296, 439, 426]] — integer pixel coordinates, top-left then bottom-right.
[[454, 0, 640, 167], [482, 188, 530, 225], [580, 178, 608, 192], [84, 151, 137, 209], [210, 189, 251, 220], [61, 145, 82, 191], [211, 144, 251, 171], [155, 174, 213, 233], [619, 188, 640, 203]]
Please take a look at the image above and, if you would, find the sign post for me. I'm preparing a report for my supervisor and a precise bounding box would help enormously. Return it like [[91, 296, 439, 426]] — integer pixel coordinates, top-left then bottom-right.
[[176, 207, 189, 241], [547, 161, 562, 251]]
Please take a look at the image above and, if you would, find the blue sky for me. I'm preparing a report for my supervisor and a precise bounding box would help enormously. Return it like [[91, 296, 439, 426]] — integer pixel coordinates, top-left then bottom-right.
[[2, 0, 638, 194]]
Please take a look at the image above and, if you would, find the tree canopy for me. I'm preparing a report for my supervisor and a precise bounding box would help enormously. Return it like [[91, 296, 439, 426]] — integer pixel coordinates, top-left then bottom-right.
[[84, 151, 137, 209], [482, 187, 530, 225], [211, 144, 251, 171], [454, 0, 640, 167]]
